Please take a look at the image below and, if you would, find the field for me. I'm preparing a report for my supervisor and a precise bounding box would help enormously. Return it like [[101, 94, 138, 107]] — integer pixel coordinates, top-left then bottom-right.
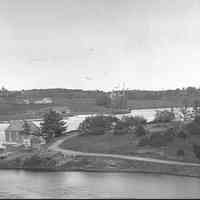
[[60, 124, 200, 163], [0, 87, 200, 121], [0, 98, 186, 121]]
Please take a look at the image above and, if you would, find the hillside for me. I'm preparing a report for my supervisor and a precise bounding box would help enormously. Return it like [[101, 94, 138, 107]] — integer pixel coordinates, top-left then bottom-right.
[[0, 87, 199, 120]]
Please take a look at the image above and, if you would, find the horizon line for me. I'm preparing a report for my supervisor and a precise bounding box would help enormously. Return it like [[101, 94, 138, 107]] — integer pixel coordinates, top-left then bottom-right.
[[2, 86, 200, 93]]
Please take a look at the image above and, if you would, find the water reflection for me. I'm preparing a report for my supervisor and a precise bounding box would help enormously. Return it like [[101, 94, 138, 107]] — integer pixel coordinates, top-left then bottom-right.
[[0, 170, 199, 198]]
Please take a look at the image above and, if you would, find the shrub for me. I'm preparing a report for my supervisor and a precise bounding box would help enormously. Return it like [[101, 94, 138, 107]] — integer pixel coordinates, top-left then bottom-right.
[[135, 124, 147, 137], [177, 149, 185, 157], [164, 127, 177, 140], [23, 154, 42, 168], [137, 136, 149, 146], [193, 144, 200, 160], [154, 110, 175, 123], [79, 115, 118, 135], [185, 121, 200, 135], [194, 115, 200, 125], [122, 116, 147, 127], [176, 130, 187, 139], [113, 120, 130, 135], [113, 116, 147, 135], [114, 128, 130, 135], [148, 132, 173, 147], [137, 130, 174, 147]]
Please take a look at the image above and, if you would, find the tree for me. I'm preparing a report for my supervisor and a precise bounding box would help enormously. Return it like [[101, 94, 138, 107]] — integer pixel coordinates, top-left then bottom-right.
[[154, 110, 175, 123], [79, 115, 118, 135], [180, 98, 190, 121], [177, 149, 184, 158], [40, 109, 66, 141], [21, 121, 31, 135], [122, 116, 147, 127], [193, 99, 200, 116], [135, 124, 147, 137], [193, 144, 200, 160]]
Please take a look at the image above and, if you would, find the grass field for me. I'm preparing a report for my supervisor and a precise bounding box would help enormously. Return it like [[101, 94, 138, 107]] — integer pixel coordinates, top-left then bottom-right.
[[59, 126, 200, 163], [0, 96, 197, 121]]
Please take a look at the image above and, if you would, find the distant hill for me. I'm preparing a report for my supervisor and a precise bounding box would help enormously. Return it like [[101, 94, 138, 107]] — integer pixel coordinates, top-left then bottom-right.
[[0, 87, 199, 121]]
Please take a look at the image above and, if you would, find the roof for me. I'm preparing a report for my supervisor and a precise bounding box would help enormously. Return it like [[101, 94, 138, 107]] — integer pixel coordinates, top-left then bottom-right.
[[5, 120, 40, 134]]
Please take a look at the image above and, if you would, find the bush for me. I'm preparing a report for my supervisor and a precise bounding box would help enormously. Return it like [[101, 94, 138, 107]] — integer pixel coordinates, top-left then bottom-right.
[[193, 144, 200, 160], [113, 120, 130, 135], [135, 124, 147, 137], [79, 115, 118, 135], [122, 116, 147, 127], [154, 110, 175, 123], [177, 149, 184, 157], [164, 127, 176, 138], [176, 130, 187, 139], [113, 116, 147, 135], [185, 121, 200, 135], [137, 136, 149, 146], [114, 127, 130, 135], [23, 155, 42, 168], [194, 115, 200, 125], [148, 132, 174, 147]]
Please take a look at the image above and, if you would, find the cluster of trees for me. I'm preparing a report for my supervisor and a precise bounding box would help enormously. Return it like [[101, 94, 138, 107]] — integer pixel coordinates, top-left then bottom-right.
[[78, 115, 147, 136], [21, 109, 67, 142], [40, 110, 66, 142], [127, 86, 200, 100], [79, 115, 118, 135], [4, 86, 200, 105], [153, 110, 175, 123]]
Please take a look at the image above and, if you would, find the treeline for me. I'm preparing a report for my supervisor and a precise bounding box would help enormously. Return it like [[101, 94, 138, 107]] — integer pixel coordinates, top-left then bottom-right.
[[4, 86, 200, 101], [126, 87, 200, 100], [22, 89, 103, 99]]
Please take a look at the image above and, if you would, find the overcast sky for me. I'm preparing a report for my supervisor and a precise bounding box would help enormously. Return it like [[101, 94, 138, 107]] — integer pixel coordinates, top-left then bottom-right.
[[0, 0, 200, 91]]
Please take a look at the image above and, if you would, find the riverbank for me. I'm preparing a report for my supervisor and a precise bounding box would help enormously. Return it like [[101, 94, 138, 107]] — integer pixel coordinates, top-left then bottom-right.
[[0, 149, 200, 178]]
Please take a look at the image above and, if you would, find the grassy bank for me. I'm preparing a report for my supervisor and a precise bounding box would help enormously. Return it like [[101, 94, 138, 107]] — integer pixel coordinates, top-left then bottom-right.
[[0, 150, 200, 178], [59, 124, 200, 163]]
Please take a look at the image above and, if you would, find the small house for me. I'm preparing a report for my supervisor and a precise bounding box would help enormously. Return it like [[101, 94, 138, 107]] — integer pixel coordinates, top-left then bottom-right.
[[5, 120, 41, 146]]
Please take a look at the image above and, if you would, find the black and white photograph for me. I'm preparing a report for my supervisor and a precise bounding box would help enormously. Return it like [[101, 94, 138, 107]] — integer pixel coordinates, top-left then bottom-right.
[[0, 0, 200, 199]]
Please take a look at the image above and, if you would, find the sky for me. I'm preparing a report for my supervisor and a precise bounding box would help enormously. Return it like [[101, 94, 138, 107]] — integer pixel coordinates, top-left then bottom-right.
[[0, 0, 200, 91]]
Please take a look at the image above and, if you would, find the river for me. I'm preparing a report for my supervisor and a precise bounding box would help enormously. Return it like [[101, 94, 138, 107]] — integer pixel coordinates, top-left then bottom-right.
[[0, 170, 199, 199]]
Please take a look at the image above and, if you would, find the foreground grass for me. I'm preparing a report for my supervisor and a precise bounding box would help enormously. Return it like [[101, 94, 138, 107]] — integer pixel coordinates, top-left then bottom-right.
[[59, 130, 200, 163], [1, 148, 200, 178]]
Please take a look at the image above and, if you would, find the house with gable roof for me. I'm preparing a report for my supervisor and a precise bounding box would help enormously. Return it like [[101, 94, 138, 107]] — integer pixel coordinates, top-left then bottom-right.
[[4, 120, 44, 147]]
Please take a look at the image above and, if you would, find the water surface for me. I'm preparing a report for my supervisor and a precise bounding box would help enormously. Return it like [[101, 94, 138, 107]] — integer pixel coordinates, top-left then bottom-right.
[[0, 170, 199, 199]]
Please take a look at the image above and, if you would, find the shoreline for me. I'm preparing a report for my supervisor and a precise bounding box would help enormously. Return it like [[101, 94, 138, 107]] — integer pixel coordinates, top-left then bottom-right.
[[0, 166, 200, 179], [1, 151, 200, 179]]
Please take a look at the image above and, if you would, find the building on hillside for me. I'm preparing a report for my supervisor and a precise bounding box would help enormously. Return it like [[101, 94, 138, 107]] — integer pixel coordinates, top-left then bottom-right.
[[4, 120, 41, 147]]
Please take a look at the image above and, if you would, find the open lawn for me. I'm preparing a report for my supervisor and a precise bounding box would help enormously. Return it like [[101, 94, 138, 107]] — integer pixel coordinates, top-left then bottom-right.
[[60, 133, 139, 155], [59, 127, 200, 163]]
